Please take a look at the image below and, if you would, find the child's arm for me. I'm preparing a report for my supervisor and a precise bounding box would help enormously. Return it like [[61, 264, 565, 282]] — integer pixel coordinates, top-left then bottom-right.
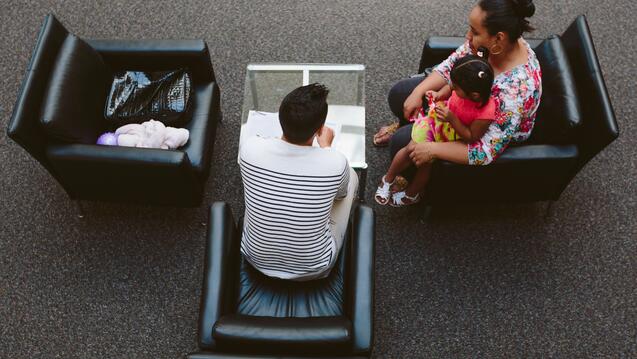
[[425, 85, 452, 102], [435, 104, 492, 143]]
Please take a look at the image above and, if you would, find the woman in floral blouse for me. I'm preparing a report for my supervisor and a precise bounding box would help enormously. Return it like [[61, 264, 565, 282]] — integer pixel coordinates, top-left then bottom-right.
[[374, 0, 542, 201]]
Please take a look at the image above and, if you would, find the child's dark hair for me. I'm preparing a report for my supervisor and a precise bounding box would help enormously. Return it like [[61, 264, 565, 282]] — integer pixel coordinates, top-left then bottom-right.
[[450, 47, 495, 107], [279, 83, 329, 143]]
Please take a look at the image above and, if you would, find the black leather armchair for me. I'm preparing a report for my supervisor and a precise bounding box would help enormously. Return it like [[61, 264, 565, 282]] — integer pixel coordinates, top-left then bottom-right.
[[194, 202, 375, 358], [7, 14, 221, 206], [403, 15, 619, 204]]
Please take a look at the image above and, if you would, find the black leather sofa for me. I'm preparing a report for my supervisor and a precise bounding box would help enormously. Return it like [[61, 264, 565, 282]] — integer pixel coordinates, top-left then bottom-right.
[[395, 15, 619, 204], [7, 14, 221, 206], [193, 202, 375, 358]]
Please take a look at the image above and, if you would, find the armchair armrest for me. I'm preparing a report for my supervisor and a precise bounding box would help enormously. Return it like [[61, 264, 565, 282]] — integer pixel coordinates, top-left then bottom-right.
[[418, 36, 543, 73], [45, 144, 202, 205], [560, 15, 619, 168], [345, 205, 375, 355], [198, 202, 241, 350], [85, 39, 215, 83]]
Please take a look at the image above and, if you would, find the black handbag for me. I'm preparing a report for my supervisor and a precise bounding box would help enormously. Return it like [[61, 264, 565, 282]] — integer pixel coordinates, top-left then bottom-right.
[[105, 69, 192, 126]]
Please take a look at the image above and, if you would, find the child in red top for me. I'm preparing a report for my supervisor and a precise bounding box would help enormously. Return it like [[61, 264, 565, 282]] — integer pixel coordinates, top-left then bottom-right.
[[375, 47, 496, 206]]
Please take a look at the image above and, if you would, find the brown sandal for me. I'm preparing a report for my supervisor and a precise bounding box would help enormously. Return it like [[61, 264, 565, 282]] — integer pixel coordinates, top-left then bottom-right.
[[373, 121, 399, 147]]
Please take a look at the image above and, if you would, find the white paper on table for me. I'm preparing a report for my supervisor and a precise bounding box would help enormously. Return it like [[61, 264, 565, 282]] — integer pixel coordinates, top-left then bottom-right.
[[240, 110, 342, 155]]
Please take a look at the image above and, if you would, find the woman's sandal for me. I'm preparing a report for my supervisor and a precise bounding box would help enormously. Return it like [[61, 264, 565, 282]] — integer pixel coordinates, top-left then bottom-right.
[[374, 176, 396, 205], [372, 121, 399, 147], [390, 191, 421, 207]]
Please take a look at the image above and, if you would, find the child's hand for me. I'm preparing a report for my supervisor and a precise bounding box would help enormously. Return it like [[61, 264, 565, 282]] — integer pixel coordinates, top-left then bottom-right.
[[434, 103, 452, 122], [425, 90, 440, 102]]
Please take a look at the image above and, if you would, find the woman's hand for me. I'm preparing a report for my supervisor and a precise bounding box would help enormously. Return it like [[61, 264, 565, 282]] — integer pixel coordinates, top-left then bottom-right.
[[408, 142, 437, 167], [403, 92, 424, 120]]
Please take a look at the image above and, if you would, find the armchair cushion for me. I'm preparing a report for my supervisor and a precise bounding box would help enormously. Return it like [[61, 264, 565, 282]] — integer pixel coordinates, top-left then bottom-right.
[[40, 34, 112, 143], [237, 254, 344, 318], [531, 36, 582, 144]]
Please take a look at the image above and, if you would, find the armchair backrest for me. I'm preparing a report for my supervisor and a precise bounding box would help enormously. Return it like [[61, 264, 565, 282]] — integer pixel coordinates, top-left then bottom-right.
[[560, 15, 619, 168], [7, 14, 69, 172]]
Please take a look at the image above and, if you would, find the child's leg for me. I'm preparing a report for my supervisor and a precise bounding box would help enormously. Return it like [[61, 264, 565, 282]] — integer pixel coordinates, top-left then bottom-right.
[[404, 163, 432, 198], [385, 140, 416, 182]]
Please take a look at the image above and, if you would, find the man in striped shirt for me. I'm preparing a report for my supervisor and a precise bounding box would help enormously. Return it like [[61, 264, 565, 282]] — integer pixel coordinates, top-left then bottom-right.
[[239, 83, 358, 281]]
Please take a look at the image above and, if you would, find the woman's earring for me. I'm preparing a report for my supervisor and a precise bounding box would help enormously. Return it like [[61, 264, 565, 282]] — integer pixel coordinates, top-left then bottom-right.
[[490, 43, 503, 55]]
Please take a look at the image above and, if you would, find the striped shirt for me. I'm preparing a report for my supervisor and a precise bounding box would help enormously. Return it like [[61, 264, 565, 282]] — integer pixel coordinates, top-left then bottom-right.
[[239, 136, 350, 280]]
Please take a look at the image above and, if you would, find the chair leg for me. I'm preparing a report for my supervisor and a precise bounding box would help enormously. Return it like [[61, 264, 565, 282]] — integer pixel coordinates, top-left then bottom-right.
[[357, 167, 367, 203], [422, 205, 432, 220], [544, 201, 555, 218], [75, 200, 85, 219]]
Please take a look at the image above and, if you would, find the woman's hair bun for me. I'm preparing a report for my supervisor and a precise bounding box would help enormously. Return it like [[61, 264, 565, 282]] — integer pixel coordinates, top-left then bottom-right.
[[511, 0, 535, 18]]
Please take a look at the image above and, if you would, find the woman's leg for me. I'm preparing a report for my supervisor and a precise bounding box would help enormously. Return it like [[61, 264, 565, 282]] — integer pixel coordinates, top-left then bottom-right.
[[387, 76, 426, 126], [389, 124, 413, 158]]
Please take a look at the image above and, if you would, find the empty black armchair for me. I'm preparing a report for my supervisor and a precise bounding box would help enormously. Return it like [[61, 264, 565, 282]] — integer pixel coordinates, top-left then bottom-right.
[[7, 14, 221, 206], [410, 15, 618, 204], [195, 202, 375, 358]]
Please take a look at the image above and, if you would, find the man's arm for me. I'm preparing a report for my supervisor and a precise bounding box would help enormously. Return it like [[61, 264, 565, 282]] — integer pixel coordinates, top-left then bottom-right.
[[335, 161, 350, 200]]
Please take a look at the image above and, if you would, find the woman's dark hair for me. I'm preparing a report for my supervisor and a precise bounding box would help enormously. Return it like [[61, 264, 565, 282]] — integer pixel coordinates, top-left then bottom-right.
[[450, 47, 494, 107], [279, 83, 329, 143], [478, 0, 536, 42]]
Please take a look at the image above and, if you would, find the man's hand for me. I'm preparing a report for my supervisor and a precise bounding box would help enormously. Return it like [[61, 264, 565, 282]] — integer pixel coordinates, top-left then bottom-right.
[[317, 126, 335, 148], [409, 142, 437, 167]]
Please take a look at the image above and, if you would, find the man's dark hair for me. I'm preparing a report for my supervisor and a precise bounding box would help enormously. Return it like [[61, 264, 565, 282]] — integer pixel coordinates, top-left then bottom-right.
[[279, 83, 329, 144]]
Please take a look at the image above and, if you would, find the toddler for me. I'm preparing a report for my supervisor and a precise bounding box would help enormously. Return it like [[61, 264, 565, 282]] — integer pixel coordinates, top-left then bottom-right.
[[375, 47, 496, 206]]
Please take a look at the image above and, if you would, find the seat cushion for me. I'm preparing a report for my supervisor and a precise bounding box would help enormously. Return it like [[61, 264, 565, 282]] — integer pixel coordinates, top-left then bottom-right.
[[236, 252, 345, 317], [212, 314, 352, 355], [40, 35, 112, 143], [530, 35, 582, 144], [188, 353, 367, 359]]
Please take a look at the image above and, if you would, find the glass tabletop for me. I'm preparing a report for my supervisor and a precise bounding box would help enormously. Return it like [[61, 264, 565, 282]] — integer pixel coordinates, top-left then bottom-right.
[[240, 63, 366, 169]]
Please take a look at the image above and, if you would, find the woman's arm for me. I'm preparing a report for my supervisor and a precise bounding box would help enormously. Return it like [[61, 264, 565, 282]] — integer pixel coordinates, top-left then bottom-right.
[[427, 85, 452, 102], [408, 141, 469, 166], [403, 41, 473, 119], [403, 72, 447, 119]]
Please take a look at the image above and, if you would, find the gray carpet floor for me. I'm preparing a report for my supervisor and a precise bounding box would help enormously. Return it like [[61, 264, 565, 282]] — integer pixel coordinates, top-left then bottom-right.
[[1, 1, 636, 358]]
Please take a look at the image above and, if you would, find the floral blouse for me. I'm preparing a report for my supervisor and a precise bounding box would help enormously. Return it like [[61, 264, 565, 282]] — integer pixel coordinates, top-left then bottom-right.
[[434, 39, 542, 165]]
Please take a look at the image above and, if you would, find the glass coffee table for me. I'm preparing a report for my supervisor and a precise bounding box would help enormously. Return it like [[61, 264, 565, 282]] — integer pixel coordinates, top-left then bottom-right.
[[239, 63, 367, 197]]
